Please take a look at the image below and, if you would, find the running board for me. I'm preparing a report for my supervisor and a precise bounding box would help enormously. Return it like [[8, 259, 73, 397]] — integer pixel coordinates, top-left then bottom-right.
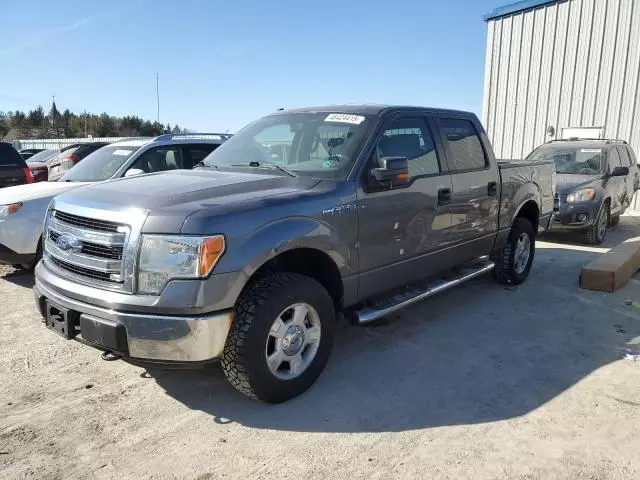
[[354, 257, 495, 324]]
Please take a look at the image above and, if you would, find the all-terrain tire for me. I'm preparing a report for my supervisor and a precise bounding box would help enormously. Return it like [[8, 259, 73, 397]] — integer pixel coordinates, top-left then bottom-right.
[[221, 272, 335, 403], [584, 202, 609, 245], [491, 217, 536, 285]]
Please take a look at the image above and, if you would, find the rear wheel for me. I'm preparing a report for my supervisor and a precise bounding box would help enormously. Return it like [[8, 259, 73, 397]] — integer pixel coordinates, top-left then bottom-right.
[[492, 217, 536, 285], [584, 203, 609, 245], [221, 272, 335, 403]]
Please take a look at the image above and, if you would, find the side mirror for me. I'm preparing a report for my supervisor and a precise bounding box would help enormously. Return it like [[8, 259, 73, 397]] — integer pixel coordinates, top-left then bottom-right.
[[611, 166, 629, 177], [371, 156, 410, 188], [124, 168, 145, 177]]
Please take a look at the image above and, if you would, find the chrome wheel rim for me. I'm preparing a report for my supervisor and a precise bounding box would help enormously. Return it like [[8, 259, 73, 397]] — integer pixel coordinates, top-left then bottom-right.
[[514, 233, 531, 274], [597, 208, 608, 240], [265, 303, 321, 380]]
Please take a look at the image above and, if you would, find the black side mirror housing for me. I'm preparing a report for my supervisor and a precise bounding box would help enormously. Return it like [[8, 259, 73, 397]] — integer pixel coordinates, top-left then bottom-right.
[[371, 156, 410, 188], [611, 166, 629, 177]]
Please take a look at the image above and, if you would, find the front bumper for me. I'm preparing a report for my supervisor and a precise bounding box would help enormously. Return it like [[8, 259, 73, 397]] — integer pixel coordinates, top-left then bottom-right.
[[552, 199, 600, 231], [33, 268, 233, 363]]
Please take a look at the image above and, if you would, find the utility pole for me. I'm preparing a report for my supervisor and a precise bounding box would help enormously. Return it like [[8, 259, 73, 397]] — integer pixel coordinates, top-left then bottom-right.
[[156, 72, 160, 124], [84, 110, 87, 137]]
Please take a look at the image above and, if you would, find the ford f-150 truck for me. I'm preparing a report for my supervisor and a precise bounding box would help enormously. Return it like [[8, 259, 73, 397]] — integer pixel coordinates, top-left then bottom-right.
[[34, 105, 554, 403]]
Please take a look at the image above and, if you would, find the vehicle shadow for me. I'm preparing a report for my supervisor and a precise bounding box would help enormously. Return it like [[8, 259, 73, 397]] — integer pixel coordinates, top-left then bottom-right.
[[0, 268, 35, 289], [148, 244, 640, 433], [539, 215, 640, 248]]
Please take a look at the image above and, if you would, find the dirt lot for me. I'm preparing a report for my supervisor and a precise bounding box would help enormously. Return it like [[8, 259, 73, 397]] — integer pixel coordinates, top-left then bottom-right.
[[2, 217, 640, 480]]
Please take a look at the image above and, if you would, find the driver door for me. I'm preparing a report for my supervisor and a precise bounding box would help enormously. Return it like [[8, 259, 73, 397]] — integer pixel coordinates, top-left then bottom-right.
[[356, 115, 454, 299]]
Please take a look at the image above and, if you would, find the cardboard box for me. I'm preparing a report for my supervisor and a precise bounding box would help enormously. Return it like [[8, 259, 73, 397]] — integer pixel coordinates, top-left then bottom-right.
[[580, 238, 640, 292]]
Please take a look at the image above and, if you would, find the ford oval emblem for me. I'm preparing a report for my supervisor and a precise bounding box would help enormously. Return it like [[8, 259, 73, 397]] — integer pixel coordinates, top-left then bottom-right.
[[56, 233, 83, 253]]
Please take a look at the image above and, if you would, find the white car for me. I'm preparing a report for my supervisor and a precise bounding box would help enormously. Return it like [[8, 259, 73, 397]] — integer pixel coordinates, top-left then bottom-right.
[[0, 134, 230, 269]]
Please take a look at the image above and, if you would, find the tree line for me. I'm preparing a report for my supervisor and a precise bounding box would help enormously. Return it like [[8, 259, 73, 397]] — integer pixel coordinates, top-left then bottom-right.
[[0, 103, 187, 140]]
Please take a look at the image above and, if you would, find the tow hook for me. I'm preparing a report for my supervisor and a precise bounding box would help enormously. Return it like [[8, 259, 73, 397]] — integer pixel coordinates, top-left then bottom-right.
[[101, 350, 121, 361]]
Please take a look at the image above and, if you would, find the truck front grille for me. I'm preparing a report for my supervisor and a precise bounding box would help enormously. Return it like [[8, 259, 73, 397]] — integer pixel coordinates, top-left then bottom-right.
[[53, 210, 121, 233], [45, 209, 130, 291]]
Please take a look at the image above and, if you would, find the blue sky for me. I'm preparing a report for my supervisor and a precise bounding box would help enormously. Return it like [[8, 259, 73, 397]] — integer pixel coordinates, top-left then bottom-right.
[[0, 0, 501, 132]]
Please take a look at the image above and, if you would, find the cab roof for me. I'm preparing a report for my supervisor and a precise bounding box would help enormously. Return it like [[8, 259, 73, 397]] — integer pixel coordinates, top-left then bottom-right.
[[273, 104, 476, 118]]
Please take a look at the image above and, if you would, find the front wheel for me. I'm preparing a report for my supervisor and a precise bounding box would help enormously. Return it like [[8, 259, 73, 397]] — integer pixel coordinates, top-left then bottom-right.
[[584, 203, 609, 245], [221, 272, 335, 403], [492, 217, 536, 285]]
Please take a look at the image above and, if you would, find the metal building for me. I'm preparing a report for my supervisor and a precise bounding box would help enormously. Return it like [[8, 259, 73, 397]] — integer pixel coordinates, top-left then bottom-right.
[[482, 0, 640, 164]]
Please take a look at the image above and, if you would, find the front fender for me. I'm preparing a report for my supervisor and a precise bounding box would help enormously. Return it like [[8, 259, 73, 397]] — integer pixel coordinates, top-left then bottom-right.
[[216, 216, 355, 279], [0, 197, 50, 255]]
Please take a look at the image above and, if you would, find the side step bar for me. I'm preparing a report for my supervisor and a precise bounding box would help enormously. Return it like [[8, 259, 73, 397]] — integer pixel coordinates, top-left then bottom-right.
[[354, 257, 495, 324]]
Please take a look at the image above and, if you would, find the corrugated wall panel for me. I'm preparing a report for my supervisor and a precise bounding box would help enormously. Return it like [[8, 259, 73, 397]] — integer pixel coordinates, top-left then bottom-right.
[[618, 0, 640, 143], [483, 0, 640, 209], [606, 0, 632, 138], [546, 1, 570, 152], [582, 0, 607, 125]]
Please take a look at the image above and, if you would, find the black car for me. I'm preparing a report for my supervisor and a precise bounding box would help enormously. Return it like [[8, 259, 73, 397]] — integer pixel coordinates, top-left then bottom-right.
[[528, 139, 637, 244], [0, 142, 34, 189], [48, 142, 110, 181], [19, 148, 46, 161]]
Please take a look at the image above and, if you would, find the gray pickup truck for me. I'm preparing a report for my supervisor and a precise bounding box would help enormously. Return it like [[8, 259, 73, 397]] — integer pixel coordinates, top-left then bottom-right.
[[34, 105, 554, 402]]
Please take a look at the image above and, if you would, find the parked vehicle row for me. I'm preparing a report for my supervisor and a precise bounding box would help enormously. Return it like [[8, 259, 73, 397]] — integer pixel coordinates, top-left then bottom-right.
[[30, 105, 555, 403], [0, 134, 229, 270]]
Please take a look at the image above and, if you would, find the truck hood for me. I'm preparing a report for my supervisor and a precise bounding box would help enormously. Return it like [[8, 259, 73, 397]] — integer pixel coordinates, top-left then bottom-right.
[[0, 181, 90, 204], [555, 174, 603, 195], [54, 169, 322, 231]]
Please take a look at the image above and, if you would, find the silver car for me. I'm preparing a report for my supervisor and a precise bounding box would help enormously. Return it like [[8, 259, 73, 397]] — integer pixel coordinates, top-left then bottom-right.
[[0, 134, 230, 269]]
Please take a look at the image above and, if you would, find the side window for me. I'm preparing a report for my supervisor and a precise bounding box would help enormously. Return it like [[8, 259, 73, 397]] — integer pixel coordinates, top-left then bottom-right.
[[608, 148, 622, 171], [129, 146, 185, 173], [438, 118, 487, 171], [186, 144, 218, 166], [376, 117, 440, 177], [618, 146, 632, 167]]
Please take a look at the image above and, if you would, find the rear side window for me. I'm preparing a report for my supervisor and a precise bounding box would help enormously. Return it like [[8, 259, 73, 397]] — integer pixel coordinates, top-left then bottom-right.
[[0, 142, 26, 168], [438, 118, 487, 171], [628, 147, 638, 165]]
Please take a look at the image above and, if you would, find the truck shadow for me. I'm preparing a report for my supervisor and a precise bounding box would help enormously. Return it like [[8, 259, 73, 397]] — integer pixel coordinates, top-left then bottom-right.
[[148, 243, 640, 433]]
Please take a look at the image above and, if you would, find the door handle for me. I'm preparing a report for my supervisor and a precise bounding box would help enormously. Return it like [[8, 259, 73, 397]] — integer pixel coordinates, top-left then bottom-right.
[[488, 181, 498, 196], [438, 188, 452, 205]]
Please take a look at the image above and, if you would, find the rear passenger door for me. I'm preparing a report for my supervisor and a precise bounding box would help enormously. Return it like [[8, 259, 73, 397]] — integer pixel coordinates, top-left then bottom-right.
[[618, 146, 639, 193], [435, 116, 500, 259]]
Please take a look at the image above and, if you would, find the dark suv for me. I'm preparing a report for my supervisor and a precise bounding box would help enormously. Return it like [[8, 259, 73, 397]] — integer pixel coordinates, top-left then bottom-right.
[[47, 142, 110, 181], [0, 142, 34, 189], [528, 139, 638, 244]]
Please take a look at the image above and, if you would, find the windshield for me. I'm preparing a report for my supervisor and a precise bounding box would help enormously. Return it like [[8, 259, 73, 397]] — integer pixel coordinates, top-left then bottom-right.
[[202, 112, 372, 179], [26, 149, 60, 164], [527, 145, 603, 175], [60, 145, 139, 182]]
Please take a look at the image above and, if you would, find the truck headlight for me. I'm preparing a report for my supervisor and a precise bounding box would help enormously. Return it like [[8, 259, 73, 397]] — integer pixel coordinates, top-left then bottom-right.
[[566, 188, 596, 203], [137, 235, 225, 294], [0, 203, 22, 217]]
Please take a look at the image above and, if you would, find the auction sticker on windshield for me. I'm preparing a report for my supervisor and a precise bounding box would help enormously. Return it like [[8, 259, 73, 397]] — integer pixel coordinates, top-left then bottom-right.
[[324, 114, 365, 125], [113, 149, 134, 156], [581, 149, 602, 153]]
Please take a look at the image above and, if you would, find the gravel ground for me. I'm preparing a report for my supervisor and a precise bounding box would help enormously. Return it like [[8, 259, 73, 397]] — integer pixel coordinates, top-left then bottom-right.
[[2, 217, 640, 480]]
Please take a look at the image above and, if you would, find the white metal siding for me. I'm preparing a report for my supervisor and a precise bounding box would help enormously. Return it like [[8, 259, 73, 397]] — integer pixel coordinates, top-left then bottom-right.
[[482, 0, 640, 208]]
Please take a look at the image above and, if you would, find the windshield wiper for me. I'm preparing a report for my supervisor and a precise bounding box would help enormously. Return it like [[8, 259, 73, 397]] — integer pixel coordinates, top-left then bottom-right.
[[230, 161, 297, 177], [195, 161, 218, 169]]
